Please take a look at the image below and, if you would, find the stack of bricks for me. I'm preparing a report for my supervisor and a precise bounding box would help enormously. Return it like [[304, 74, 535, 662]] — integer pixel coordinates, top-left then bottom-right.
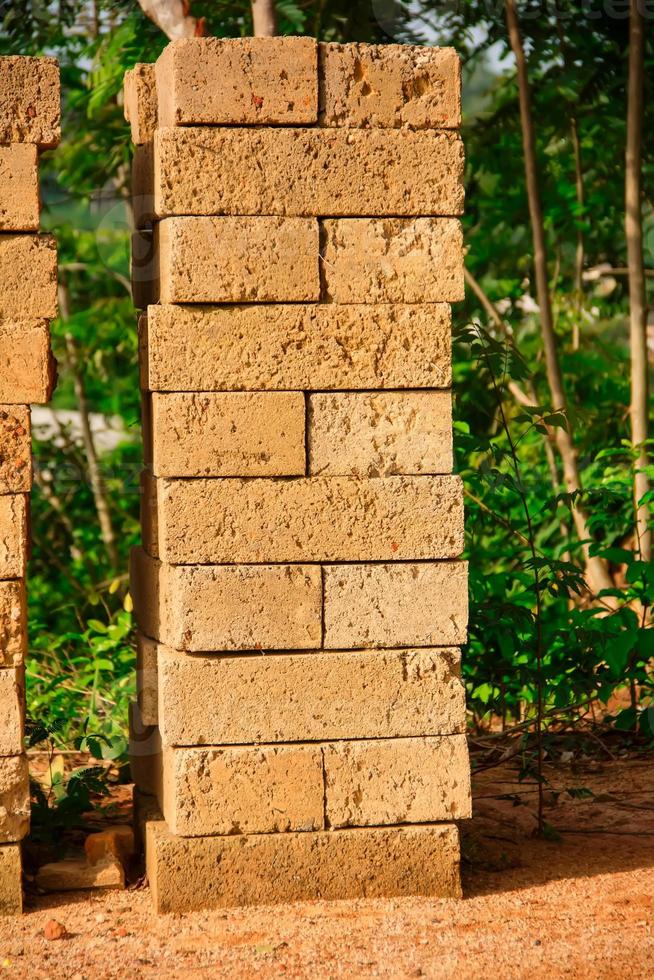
[[126, 37, 470, 914], [0, 56, 59, 915]]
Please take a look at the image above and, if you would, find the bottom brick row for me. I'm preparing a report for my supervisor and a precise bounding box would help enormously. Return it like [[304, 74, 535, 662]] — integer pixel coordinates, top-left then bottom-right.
[[0, 844, 22, 914], [137, 793, 462, 913]]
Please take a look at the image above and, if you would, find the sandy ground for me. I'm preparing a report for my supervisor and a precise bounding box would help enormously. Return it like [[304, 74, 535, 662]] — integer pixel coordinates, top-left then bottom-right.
[[1, 757, 652, 979]]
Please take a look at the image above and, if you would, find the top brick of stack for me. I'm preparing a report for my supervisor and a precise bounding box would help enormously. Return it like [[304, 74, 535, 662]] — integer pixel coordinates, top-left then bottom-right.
[[0, 57, 60, 148], [131, 37, 460, 138]]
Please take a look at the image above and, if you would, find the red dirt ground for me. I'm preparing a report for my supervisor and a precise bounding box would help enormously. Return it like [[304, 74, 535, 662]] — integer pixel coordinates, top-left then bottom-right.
[[1, 757, 652, 978]]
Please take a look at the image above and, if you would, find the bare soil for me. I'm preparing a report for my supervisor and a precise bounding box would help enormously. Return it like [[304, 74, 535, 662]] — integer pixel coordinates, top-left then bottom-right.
[[1, 756, 652, 979]]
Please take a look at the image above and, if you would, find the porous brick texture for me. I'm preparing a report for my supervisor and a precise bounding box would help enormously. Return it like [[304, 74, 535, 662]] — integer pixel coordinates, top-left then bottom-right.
[[128, 38, 468, 912], [0, 55, 60, 911]]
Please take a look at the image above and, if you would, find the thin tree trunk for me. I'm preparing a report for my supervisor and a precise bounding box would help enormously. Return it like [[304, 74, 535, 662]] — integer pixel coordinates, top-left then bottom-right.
[[252, 0, 277, 36], [570, 114, 585, 350], [59, 284, 119, 570], [505, 0, 614, 597], [625, 0, 651, 561]]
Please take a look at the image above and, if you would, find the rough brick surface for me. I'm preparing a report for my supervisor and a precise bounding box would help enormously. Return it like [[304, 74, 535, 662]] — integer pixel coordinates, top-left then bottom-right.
[[308, 391, 452, 477], [157, 645, 465, 745], [0, 320, 55, 404], [138, 127, 463, 220], [146, 392, 306, 478], [0, 407, 31, 494], [0, 755, 30, 843], [155, 37, 317, 127], [319, 43, 461, 129], [0, 56, 60, 147], [0, 581, 26, 668], [162, 745, 324, 837], [0, 235, 57, 318], [0, 844, 22, 914], [324, 736, 471, 828], [131, 549, 322, 652], [124, 63, 157, 145], [323, 561, 468, 649], [136, 632, 158, 727], [321, 218, 464, 303], [0, 496, 27, 580], [142, 473, 464, 565], [141, 303, 452, 393], [153, 217, 319, 304], [0, 669, 24, 756], [0, 145, 39, 231], [145, 815, 461, 912]]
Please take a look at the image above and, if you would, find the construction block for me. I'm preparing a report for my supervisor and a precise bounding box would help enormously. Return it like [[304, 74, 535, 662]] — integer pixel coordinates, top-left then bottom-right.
[[0, 844, 22, 914], [144, 814, 461, 912], [0, 496, 27, 580], [135, 127, 464, 221], [0, 56, 60, 147], [141, 472, 464, 565], [140, 303, 452, 393], [319, 43, 461, 129], [323, 561, 468, 649], [123, 63, 157, 145], [324, 735, 471, 827], [0, 145, 39, 231], [130, 549, 322, 652], [157, 644, 466, 746], [0, 407, 31, 494], [0, 320, 56, 404], [136, 632, 158, 727], [0, 581, 26, 669], [0, 669, 24, 756], [128, 700, 162, 799], [321, 217, 464, 303], [155, 36, 317, 127], [0, 235, 57, 318], [308, 390, 452, 477], [145, 391, 306, 478], [162, 745, 324, 837], [0, 756, 30, 843]]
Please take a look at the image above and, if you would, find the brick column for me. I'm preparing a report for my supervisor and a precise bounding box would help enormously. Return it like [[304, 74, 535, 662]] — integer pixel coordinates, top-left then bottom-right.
[[127, 37, 470, 914], [0, 56, 59, 915]]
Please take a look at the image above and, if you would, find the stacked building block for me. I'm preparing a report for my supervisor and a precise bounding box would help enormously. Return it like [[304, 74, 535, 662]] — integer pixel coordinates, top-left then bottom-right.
[[0, 56, 60, 914], [126, 37, 470, 914]]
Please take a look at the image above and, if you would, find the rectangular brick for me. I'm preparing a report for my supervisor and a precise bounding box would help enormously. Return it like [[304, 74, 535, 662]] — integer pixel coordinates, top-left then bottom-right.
[[123, 63, 157, 145], [0, 235, 57, 318], [151, 217, 319, 304], [142, 472, 464, 565], [0, 145, 39, 231], [0, 320, 55, 404], [0, 407, 31, 493], [130, 549, 322, 652], [136, 632, 158, 727], [155, 37, 317, 127], [0, 755, 29, 842], [0, 844, 22, 914], [319, 43, 461, 129], [0, 668, 24, 756], [157, 644, 465, 745], [0, 580, 26, 668], [162, 745, 324, 837], [0, 495, 27, 580], [308, 391, 452, 477], [128, 701, 162, 799], [135, 127, 464, 222], [0, 56, 60, 147], [324, 736, 471, 828], [144, 813, 461, 912], [146, 392, 306, 478], [141, 303, 452, 393], [323, 561, 468, 649], [321, 218, 464, 303]]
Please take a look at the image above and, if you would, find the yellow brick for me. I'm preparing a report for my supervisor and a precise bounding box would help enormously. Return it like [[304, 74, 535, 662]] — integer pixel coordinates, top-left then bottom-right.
[[0, 669, 24, 756], [0, 406, 31, 494], [0, 320, 55, 404], [0, 756, 30, 843], [0, 236, 57, 318], [123, 63, 157, 145], [0, 580, 26, 668], [0, 496, 27, 580], [0, 844, 22, 914], [0, 56, 60, 147], [0, 145, 39, 231]]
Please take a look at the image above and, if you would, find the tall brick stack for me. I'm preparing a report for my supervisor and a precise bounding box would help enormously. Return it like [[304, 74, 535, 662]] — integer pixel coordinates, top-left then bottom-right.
[[126, 37, 470, 914], [0, 56, 59, 915]]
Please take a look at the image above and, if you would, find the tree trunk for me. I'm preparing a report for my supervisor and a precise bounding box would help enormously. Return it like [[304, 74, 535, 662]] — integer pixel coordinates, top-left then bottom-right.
[[625, 0, 651, 561], [504, 0, 614, 596], [136, 0, 205, 40], [252, 0, 277, 36]]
